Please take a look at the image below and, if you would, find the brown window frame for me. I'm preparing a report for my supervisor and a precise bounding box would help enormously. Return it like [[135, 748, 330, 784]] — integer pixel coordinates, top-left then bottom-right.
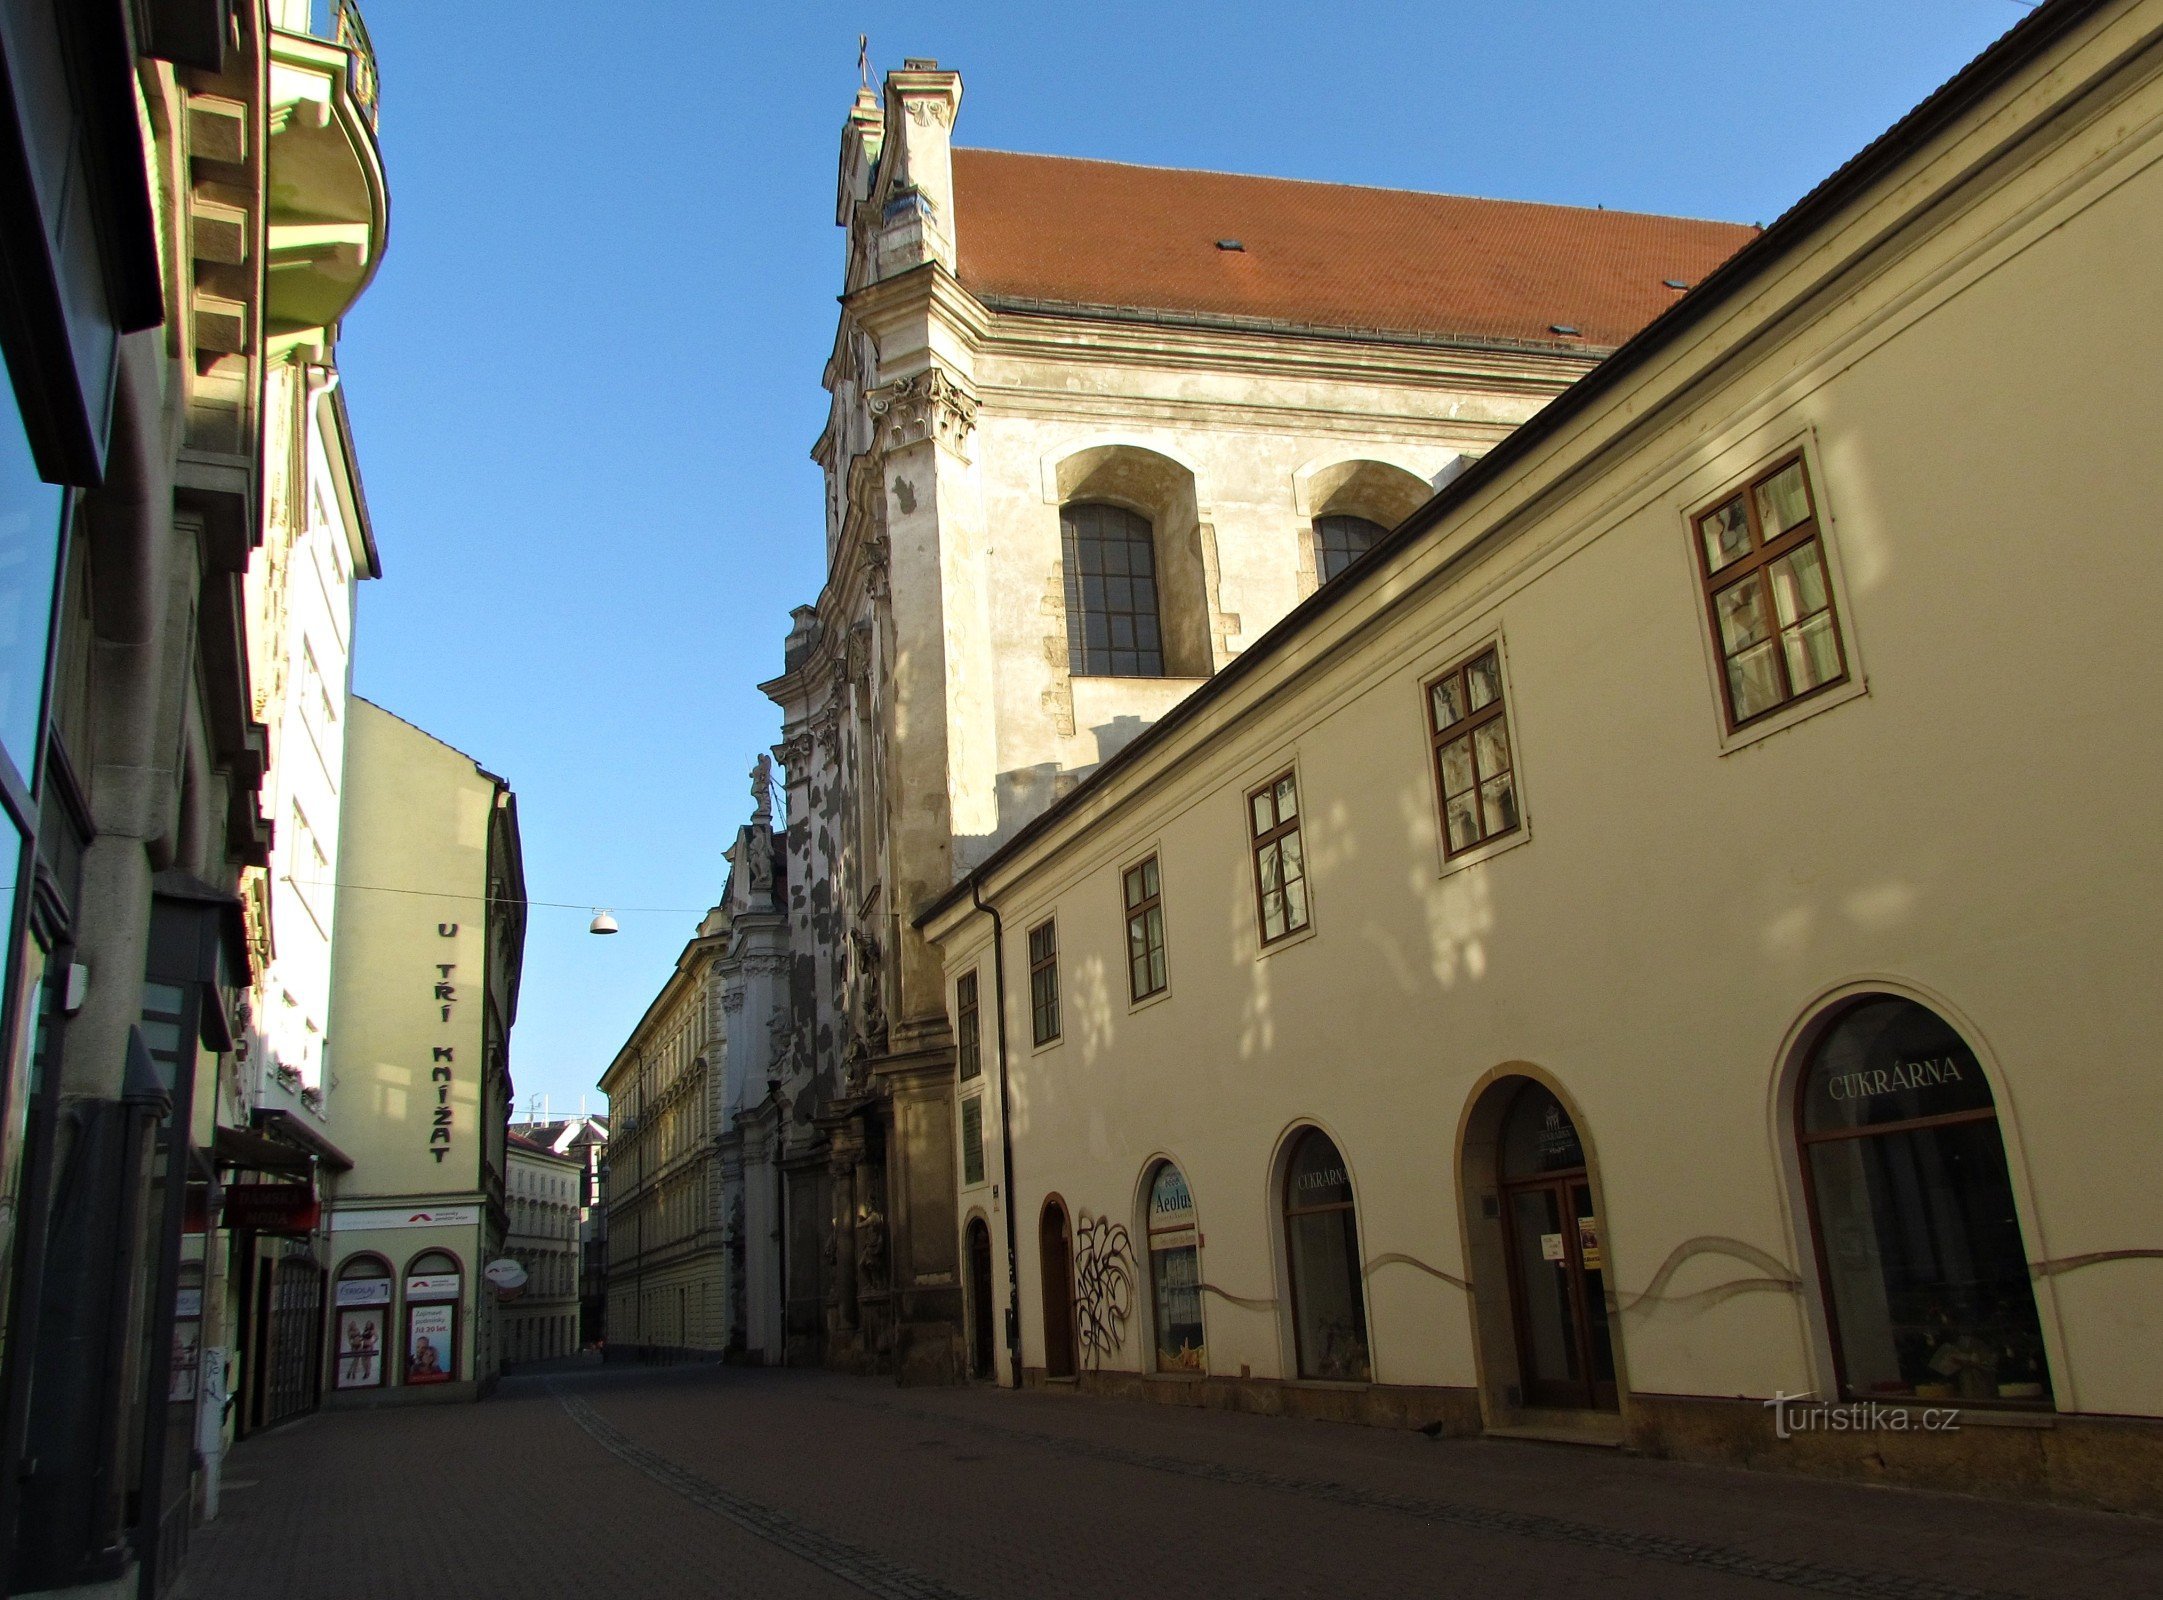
[[1122, 855, 1168, 1002], [1425, 644, 1521, 861], [1027, 917, 1061, 1047], [1693, 452, 1850, 732], [1246, 769, 1311, 947], [955, 969, 981, 1080]]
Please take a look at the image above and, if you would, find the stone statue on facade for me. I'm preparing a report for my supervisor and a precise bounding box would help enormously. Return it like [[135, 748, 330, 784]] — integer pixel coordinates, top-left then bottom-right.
[[751, 752, 776, 821]]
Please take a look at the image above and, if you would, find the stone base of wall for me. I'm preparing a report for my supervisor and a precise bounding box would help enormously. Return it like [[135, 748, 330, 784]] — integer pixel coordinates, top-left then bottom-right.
[[1628, 1392, 2163, 1517], [1023, 1367, 1484, 1434], [1016, 1373, 2162, 1514], [323, 1378, 484, 1410]]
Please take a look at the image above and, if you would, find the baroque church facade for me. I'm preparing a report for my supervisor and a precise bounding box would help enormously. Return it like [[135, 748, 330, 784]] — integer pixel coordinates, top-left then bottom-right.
[[724, 60, 1749, 1378]]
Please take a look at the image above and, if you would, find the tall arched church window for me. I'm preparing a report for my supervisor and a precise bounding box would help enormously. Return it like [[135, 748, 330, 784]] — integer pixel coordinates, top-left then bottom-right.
[[1313, 514, 1387, 584], [1282, 1130, 1369, 1381], [1062, 502, 1164, 676], [1145, 1162, 1204, 1372], [1797, 997, 2052, 1405]]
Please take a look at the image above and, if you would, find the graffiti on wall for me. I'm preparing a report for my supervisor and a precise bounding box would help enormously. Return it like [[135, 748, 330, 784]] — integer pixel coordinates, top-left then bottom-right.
[[1072, 1212, 1136, 1369]]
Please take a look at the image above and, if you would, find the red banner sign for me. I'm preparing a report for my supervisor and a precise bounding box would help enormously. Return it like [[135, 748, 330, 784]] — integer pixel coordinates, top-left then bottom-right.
[[223, 1182, 320, 1235]]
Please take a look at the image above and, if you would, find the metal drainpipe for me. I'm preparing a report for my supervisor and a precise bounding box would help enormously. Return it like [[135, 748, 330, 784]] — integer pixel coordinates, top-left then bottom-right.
[[970, 881, 1023, 1389]]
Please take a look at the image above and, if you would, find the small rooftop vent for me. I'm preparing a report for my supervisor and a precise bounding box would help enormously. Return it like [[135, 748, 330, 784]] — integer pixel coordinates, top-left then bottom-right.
[[1663, 278, 1691, 290], [1549, 323, 1581, 337], [1215, 238, 1245, 252]]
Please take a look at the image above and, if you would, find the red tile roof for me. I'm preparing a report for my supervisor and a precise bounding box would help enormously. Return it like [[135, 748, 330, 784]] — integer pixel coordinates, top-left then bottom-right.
[[950, 149, 1757, 349]]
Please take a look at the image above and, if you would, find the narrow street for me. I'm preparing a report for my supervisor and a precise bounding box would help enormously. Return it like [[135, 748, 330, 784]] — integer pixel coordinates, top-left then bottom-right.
[[185, 1365, 2163, 1600]]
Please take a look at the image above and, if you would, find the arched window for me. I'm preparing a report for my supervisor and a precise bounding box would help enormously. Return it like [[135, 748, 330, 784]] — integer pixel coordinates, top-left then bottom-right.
[[332, 1256, 391, 1390], [1144, 1162, 1204, 1372], [1313, 514, 1387, 584], [1797, 998, 2051, 1405], [1282, 1130, 1369, 1381], [1062, 502, 1163, 677]]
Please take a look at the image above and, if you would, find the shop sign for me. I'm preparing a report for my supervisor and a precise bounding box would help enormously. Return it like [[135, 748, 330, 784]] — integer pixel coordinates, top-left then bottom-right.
[[405, 1273, 462, 1302], [330, 1205, 479, 1232], [223, 1182, 320, 1234], [335, 1278, 392, 1307]]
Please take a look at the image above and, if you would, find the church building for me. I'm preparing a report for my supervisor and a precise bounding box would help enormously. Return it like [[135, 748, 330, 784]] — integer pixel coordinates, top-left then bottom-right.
[[752, 59, 1751, 1378]]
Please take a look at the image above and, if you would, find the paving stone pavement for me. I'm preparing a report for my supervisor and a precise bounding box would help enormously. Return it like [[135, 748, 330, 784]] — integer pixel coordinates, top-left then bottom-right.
[[183, 1363, 2163, 1600]]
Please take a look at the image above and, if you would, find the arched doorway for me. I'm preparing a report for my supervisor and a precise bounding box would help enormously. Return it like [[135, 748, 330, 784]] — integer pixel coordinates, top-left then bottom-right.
[[1038, 1200, 1076, 1379], [965, 1218, 995, 1379], [1795, 996, 2051, 1405], [1281, 1129, 1370, 1381], [1495, 1083, 1616, 1411]]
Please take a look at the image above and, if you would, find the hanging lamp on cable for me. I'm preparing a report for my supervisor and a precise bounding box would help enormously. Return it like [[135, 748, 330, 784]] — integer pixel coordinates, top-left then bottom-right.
[[588, 909, 620, 935]]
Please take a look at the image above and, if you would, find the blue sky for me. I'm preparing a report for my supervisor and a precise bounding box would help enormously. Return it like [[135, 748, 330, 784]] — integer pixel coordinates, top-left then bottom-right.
[[332, 1, 2033, 1119]]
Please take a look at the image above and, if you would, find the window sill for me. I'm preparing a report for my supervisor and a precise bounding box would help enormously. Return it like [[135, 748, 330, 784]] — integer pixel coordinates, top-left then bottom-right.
[[1127, 984, 1172, 1017], [1255, 922, 1318, 963], [1028, 1034, 1063, 1058], [1715, 675, 1868, 756], [1436, 822, 1533, 881]]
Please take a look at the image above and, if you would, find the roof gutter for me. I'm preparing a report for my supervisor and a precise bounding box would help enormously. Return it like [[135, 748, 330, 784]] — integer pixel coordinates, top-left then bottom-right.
[[917, 0, 2102, 935]]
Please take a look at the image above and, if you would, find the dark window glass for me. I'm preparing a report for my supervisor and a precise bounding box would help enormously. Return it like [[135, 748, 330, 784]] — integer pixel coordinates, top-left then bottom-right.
[[1694, 455, 1847, 729], [1123, 856, 1167, 1001], [1062, 502, 1164, 676], [956, 970, 981, 1080], [1146, 1163, 1203, 1372], [1497, 1083, 1586, 1177], [1282, 1130, 1367, 1381], [1314, 514, 1386, 584], [960, 1095, 985, 1187], [1027, 919, 1060, 1046], [1798, 998, 2051, 1405]]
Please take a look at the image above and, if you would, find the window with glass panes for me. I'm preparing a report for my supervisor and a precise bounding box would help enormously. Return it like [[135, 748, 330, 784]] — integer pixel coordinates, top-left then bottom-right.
[[955, 969, 981, 1080], [1313, 514, 1387, 584], [1027, 919, 1060, 1045], [1427, 646, 1520, 859], [1247, 771, 1310, 945], [1061, 502, 1164, 676], [960, 1094, 986, 1187], [1123, 855, 1167, 1001], [1695, 455, 1847, 728]]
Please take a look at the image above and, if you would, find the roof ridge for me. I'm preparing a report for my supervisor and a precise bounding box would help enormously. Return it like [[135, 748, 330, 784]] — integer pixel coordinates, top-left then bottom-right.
[[952, 146, 1752, 231]]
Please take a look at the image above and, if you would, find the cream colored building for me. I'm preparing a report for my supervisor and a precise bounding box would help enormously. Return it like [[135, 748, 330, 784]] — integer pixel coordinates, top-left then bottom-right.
[[757, 61, 1749, 1378], [924, 0, 2163, 1515], [599, 908, 729, 1358], [503, 1134, 582, 1363], [322, 698, 525, 1404]]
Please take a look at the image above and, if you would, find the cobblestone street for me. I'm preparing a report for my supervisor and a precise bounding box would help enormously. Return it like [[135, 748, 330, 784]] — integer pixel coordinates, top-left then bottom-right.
[[185, 1364, 2163, 1600]]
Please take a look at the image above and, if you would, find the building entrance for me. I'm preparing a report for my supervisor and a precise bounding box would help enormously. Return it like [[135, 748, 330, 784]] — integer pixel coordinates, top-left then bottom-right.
[[966, 1218, 994, 1378], [1496, 1084, 1616, 1411], [1038, 1201, 1075, 1379]]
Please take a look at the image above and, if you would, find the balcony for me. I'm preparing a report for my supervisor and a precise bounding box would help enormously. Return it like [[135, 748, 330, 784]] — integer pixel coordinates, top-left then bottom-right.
[[265, 0, 388, 343]]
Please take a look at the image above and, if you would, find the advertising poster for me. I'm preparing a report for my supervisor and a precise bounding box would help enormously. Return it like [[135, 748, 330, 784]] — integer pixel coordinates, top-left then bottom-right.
[[336, 1307, 387, 1388], [169, 1319, 201, 1403], [406, 1303, 455, 1384]]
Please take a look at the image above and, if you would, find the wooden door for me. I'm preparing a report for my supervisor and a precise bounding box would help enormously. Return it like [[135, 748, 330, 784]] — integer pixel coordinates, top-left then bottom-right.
[[1038, 1203, 1075, 1379], [966, 1219, 995, 1379], [1500, 1174, 1617, 1411]]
